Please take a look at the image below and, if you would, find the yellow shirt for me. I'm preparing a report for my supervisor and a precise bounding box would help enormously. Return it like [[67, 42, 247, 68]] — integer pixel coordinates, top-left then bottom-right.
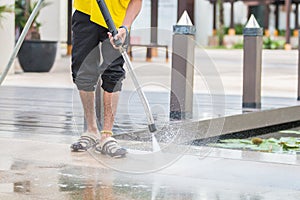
[[74, 0, 130, 28]]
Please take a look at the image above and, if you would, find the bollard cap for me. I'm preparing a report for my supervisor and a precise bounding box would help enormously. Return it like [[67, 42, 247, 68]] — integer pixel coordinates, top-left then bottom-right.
[[243, 14, 263, 36], [173, 11, 196, 35]]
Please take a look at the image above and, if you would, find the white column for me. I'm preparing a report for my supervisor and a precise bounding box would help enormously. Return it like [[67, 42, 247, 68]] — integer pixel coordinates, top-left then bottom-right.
[[0, 1, 15, 74], [59, 0, 67, 43], [195, 0, 212, 46]]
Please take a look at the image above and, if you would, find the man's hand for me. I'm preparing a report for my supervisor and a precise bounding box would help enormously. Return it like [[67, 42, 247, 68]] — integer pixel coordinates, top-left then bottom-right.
[[108, 27, 128, 49]]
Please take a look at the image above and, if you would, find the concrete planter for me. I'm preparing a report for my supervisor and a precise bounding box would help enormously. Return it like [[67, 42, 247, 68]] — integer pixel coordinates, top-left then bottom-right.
[[18, 40, 57, 72]]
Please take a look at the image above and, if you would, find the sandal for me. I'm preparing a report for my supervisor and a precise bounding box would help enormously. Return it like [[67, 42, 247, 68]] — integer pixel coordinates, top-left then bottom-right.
[[95, 137, 127, 158], [70, 133, 99, 152]]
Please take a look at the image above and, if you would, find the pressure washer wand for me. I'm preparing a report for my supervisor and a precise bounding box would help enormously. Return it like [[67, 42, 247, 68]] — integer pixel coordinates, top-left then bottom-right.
[[96, 0, 157, 133]]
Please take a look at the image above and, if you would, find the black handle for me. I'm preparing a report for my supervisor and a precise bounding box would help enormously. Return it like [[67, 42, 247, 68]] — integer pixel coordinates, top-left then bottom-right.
[[96, 0, 122, 47]]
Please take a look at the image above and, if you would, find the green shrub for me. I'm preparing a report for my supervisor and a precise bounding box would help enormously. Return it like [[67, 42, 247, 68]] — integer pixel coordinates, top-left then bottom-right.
[[263, 37, 285, 49], [234, 23, 244, 35], [223, 24, 244, 35], [232, 41, 243, 49]]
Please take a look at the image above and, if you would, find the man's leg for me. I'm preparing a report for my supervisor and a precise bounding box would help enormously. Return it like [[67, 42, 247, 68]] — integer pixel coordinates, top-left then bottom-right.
[[99, 39, 125, 136], [75, 45, 102, 135], [70, 89, 100, 152], [97, 90, 127, 157], [70, 10, 104, 151], [79, 91, 98, 134], [101, 91, 119, 139], [93, 40, 127, 157]]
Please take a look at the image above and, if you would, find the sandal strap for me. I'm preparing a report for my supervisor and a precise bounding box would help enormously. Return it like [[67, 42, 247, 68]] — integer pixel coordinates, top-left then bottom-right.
[[99, 137, 127, 157], [101, 137, 118, 153], [81, 133, 99, 142], [71, 133, 99, 151]]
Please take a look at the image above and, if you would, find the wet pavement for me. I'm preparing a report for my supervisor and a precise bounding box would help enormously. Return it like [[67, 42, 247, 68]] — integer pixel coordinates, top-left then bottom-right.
[[1, 49, 300, 199], [1, 137, 300, 200]]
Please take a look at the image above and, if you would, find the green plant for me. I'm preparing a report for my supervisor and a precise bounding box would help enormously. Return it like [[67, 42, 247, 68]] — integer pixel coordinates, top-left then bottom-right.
[[232, 41, 243, 49], [15, 0, 50, 39], [277, 29, 295, 37], [223, 24, 244, 35], [223, 26, 229, 34], [209, 136, 300, 154], [234, 23, 244, 35], [263, 37, 285, 49]]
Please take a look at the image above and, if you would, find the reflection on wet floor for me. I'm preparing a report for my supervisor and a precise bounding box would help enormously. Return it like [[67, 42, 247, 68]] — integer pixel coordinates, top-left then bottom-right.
[[0, 157, 299, 200], [0, 157, 30, 195], [0, 163, 264, 200]]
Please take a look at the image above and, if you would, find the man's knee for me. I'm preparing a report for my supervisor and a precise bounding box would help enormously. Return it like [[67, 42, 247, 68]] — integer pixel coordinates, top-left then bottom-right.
[[72, 46, 101, 91], [101, 71, 125, 93]]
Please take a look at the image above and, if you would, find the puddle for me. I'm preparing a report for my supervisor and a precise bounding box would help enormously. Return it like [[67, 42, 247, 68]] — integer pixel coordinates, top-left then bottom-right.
[[56, 168, 291, 200], [0, 161, 299, 199]]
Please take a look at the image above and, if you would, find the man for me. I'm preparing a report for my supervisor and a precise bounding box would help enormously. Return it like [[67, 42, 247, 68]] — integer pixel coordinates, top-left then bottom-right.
[[70, 0, 142, 158]]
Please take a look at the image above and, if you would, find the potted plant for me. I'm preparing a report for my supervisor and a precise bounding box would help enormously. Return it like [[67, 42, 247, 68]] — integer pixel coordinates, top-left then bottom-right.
[[15, 0, 57, 72]]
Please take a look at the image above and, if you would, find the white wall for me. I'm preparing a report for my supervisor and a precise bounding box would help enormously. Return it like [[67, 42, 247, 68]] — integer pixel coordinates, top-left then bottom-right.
[[0, 0, 15, 74]]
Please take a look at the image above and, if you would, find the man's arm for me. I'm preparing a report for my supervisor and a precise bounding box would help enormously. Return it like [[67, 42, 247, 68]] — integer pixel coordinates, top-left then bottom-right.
[[109, 0, 142, 48], [122, 0, 142, 28]]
